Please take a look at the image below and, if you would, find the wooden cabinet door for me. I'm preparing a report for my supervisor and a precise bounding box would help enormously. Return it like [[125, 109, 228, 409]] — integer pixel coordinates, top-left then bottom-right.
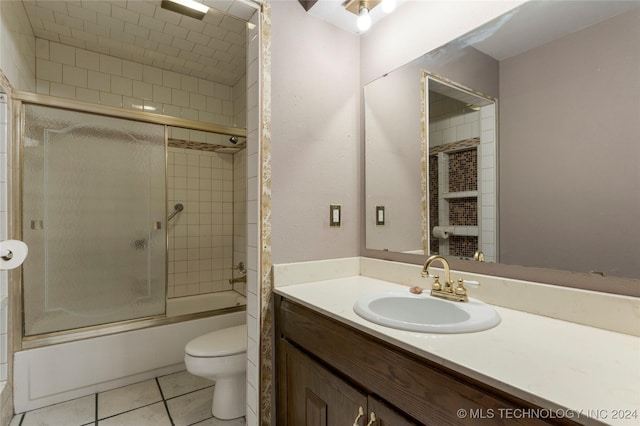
[[284, 342, 368, 426], [368, 396, 420, 426]]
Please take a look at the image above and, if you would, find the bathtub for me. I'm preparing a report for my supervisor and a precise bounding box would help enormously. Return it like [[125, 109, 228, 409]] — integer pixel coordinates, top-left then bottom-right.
[[14, 291, 247, 412]]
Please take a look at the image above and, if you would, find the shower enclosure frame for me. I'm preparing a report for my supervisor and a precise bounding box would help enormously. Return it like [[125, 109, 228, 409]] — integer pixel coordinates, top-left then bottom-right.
[[10, 90, 247, 351]]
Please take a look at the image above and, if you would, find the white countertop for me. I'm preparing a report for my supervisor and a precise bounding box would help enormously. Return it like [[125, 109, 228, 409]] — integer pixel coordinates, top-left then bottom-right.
[[274, 275, 640, 426]]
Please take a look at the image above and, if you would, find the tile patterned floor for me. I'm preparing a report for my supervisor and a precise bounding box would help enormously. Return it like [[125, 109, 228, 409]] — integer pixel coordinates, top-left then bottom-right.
[[10, 371, 246, 426]]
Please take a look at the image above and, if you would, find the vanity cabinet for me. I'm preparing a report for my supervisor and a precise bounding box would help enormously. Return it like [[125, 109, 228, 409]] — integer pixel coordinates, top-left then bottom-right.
[[283, 341, 417, 426], [276, 296, 577, 426]]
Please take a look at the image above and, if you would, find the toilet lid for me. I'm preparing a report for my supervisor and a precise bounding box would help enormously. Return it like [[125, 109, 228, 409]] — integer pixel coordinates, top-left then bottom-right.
[[185, 324, 247, 357]]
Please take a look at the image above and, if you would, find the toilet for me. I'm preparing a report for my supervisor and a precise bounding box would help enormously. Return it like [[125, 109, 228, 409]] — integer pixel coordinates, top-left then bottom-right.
[[184, 323, 247, 420]]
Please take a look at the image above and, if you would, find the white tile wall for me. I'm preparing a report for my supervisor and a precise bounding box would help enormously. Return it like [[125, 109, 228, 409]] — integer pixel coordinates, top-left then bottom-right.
[[233, 74, 247, 129], [429, 108, 481, 147], [479, 104, 497, 261], [245, 10, 260, 426], [35, 40, 237, 128], [233, 148, 247, 296], [167, 147, 234, 299]]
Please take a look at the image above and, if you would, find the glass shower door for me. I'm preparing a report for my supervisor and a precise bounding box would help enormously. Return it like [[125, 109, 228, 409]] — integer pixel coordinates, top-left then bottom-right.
[[22, 104, 166, 336]]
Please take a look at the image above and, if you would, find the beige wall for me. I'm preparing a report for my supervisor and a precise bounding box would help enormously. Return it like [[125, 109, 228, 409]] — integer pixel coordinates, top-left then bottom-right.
[[267, 0, 523, 265], [499, 8, 640, 278], [270, 1, 360, 263]]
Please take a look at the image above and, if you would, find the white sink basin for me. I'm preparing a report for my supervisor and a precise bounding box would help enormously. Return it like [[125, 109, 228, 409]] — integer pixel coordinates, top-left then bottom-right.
[[353, 289, 501, 333]]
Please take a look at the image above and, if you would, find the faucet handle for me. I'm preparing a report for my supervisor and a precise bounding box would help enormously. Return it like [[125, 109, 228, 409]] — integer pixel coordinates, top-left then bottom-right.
[[431, 275, 442, 291], [233, 261, 245, 273], [461, 279, 480, 288]]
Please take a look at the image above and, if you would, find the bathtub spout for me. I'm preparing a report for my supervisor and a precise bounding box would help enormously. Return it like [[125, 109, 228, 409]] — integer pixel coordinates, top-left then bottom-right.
[[229, 275, 246, 284]]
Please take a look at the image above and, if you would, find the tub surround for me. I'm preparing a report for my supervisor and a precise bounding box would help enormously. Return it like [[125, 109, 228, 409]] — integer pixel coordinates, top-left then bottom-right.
[[273, 257, 640, 425]]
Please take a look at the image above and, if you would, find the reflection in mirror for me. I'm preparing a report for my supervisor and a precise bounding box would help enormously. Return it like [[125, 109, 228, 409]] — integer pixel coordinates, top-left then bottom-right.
[[364, 1, 640, 279], [424, 75, 496, 262], [365, 60, 423, 254]]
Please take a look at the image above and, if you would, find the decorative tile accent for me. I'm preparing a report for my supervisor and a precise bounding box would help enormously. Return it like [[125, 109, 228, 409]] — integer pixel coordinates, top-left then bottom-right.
[[168, 138, 245, 153], [258, 3, 273, 426], [428, 155, 439, 254], [448, 149, 477, 192], [449, 197, 478, 226], [449, 235, 479, 258], [428, 137, 479, 155], [420, 71, 428, 252]]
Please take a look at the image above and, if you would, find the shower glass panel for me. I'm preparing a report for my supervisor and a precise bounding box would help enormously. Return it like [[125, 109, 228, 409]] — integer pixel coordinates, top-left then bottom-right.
[[22, 104, 166, 336]]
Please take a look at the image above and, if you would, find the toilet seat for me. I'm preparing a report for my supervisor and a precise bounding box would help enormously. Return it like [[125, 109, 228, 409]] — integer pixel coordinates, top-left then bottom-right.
[[185, 324, 247, 357]]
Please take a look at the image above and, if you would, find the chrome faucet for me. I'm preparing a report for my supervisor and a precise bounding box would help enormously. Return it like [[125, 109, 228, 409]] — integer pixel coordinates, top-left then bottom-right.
[[421, 255, 477, 302]]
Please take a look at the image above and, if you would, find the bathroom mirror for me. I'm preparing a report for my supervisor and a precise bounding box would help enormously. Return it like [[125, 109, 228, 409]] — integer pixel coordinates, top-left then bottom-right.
[[364, 0, 640, 280]]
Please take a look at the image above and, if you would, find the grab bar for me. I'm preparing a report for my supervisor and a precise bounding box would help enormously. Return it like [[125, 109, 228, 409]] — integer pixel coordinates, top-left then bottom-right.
[[132, 203, 183, 250], [168, 203, 184, 221]]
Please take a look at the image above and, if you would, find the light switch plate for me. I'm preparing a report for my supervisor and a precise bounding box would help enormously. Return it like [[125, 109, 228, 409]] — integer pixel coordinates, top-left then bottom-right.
[[330, 204, 341, 227], [376, 206, 385, 225]]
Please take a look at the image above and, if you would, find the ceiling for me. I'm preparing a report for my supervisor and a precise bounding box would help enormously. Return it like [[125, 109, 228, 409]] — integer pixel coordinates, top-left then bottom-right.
[[469, 0, 640, 60], [21, 0, 257, 87]]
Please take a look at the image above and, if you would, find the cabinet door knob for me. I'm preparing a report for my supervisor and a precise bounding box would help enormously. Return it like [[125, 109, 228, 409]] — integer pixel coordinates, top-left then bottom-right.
[[353, 406, 365, 426], [366, 411, 377, 426]]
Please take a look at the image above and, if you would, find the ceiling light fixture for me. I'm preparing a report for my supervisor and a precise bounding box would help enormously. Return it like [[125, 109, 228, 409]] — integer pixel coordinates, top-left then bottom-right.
[[160, 0, 209, 20], [357, 4, 372, 31], [343, 0, 396, 32]]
